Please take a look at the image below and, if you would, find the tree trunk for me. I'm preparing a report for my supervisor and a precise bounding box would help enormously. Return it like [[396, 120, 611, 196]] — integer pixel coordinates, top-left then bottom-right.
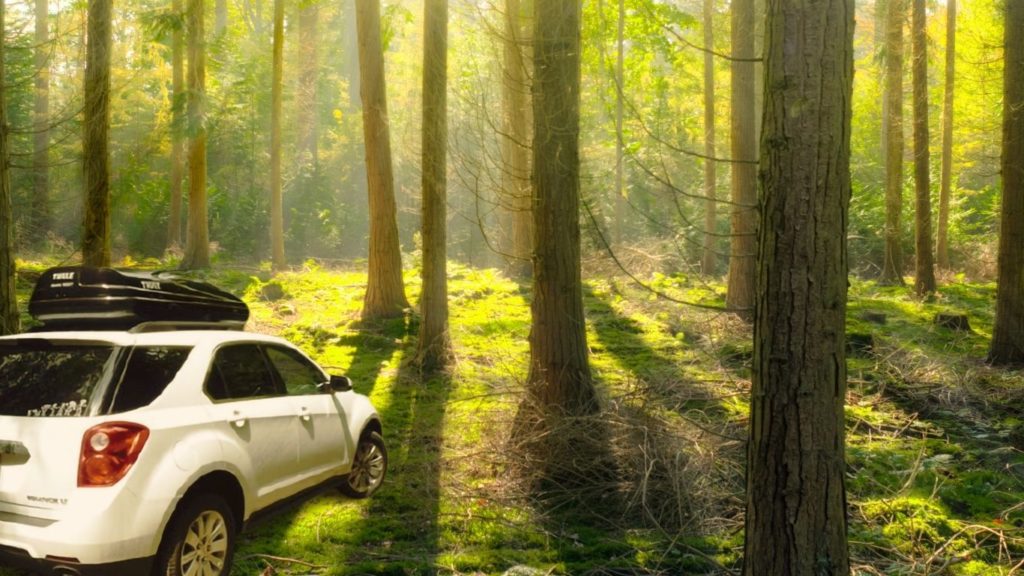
[[700, 0, 716, 276], [32, 0, 50, 244], [881, 0, 905, 285], [911, 0, 936, 295], [167, 0, 184, 250], [726, 0, 756, 315], [270, 0, 285, 271], [343, 0, 361, 107], [937, 0, 955, 269], [744, 0, 853, 570], [501, 0, 532, 279], [356, 0, 408, 319], [215, 0, 226, 35], [297, 0, 319, 169], [613, 0, 624, 248], [181, 0, 210, 269], [0, 0, 19, 335], [526, 0, 596, 416], [989, 0, 1024, 365], [416, 0, 451, 372], [82, 0, 112, 268]]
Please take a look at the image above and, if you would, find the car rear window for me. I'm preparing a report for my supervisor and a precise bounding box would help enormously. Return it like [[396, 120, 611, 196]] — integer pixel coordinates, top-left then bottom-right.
[[109, 346, 192, 413], [0, 340, 116, 417]]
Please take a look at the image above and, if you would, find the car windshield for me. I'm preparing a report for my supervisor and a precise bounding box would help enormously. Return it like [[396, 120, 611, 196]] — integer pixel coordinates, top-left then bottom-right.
[[0, 340, 117, 417]]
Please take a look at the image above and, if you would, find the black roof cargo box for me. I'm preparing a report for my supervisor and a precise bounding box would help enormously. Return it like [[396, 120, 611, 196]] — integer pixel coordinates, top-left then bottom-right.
[[29, 266, 249, 331]]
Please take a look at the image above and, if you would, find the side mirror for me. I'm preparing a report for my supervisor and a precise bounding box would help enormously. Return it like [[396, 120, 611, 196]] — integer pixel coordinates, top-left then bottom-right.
[[329, 375, 353, 392]]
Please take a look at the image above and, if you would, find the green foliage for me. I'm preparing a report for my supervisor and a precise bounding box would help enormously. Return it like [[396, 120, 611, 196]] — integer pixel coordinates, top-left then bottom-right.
[[7, 265, 1024, 574]]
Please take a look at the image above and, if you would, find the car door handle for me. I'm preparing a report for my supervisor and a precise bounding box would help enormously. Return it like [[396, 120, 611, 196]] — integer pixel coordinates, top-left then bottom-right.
[[297, 406, 311, 421], [228, 410, 247, 428]]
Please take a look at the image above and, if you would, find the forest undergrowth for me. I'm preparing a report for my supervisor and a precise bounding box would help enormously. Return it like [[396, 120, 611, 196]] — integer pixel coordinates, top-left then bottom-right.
[[6, 258, 1024, 575]]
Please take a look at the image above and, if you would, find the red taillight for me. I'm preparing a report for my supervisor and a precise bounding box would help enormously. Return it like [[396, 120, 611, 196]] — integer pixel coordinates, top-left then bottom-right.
[[77, 422, 150, 487]]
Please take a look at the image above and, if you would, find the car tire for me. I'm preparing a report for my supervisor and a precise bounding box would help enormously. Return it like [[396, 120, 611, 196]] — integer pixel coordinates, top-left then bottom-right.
[[155, 493, 237, 576], [340, 431, 387, 499]]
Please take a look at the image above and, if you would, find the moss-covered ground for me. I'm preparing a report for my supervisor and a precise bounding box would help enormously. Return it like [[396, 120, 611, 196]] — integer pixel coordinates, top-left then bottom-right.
[[4, 260, 1024, 575]]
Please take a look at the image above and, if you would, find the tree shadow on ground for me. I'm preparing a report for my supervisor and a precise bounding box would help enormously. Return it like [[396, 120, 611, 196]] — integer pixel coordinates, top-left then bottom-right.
[[318, 331, 454, 575], [512, 288, 745, 574]]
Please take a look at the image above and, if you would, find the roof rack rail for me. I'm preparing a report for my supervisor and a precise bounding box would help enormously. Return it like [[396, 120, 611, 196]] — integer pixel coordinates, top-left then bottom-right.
[[129, 321, 246, 333]]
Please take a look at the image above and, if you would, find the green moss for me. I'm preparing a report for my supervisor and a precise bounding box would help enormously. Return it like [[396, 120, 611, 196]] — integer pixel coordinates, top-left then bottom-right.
[[860, 497, 963, 555]]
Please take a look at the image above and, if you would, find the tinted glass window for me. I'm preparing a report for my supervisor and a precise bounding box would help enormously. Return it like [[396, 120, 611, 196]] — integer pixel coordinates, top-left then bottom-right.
[[0, 340, 115, 417], [109, 347, 192, 413], [205, 345, 282, 401], [265, 346, 325, 396]]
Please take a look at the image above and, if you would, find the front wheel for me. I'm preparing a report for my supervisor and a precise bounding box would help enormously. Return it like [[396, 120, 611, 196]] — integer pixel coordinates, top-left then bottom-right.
[[155, 493, 237, 576], [340, 431, 387, 498]]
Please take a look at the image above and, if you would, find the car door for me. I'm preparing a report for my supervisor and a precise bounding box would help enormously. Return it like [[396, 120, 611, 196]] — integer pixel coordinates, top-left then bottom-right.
[[263, 345, 349, 481], [204, 343, 301, 509]]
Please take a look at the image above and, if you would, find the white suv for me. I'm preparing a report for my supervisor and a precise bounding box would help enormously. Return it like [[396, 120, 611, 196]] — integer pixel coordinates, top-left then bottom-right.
[[0, 327, 386, 576]]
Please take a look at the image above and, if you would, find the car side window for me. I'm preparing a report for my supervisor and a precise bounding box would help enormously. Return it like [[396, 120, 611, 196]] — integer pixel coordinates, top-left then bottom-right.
[[265, 346, 326, 396], [110, 346, 192, 412], [205, 344, 283, 401]]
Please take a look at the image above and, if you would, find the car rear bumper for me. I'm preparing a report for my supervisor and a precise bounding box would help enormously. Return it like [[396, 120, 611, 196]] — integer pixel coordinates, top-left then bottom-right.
[[0, 543, 152, 575], [0, 487, 169, 570]]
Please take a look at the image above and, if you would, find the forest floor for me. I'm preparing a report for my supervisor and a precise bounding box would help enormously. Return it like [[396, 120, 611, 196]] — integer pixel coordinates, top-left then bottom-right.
[[5, 258, 1024, 575]]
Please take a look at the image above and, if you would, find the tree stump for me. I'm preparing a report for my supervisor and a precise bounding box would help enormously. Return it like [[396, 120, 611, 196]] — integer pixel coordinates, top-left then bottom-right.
[[261, 282, 286, 301], [847, 333, 875, 357], [862, 311, 888, 325], [934, 313, 972, 332]]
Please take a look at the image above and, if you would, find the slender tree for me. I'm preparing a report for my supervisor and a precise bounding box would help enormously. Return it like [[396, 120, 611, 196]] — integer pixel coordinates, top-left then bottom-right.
[[167, 0, 185, 250], [181, 0, 210, 269], [0, 0, 19, 336], [270, 0, 285, 271], [32, 0, 50, 243], [297, 0, 319, 169], [356, 0, 408, 318], [990, 0, 1024, 365], [744, 0, 853, 570], [416, 0, 452, 371], [215, 0, 226, 34], [881, 0, 905, 285], [937, 0, 956, 269], [82, 0, 112, 267], [501, 0, 531, 278], [912, 0, 936, 295], [726, 0, 756, 314], [613, 0, 625, 247], [526, 0, 596, 415], [700, 0, 716, 276]]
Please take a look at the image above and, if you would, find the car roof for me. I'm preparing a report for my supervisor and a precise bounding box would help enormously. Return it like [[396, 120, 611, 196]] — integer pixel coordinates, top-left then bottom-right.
[[0, 330, 290, 348]]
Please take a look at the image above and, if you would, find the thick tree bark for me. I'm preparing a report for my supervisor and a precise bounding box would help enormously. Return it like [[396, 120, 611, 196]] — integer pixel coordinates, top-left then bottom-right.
[[937, 0, 956, 269], [526, 0, 596, 415], [356, 0, 408, 319], [911, 0, 936, 295], [743, 0, 853, 571], [990, 0, 1024, 365], [32, 0, 50, 243], [82, 0, 112, 267], [181, 0, 210, 269], [501, 0, 532, 279], [0, 0, 19, 335], [416, 0, 452, 371], [167, 0, 184, 250], [700, 0, 716, 276], [881, 0, 905, 285], [726, 0, 756, 315], [270, 0, 285, 271]]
